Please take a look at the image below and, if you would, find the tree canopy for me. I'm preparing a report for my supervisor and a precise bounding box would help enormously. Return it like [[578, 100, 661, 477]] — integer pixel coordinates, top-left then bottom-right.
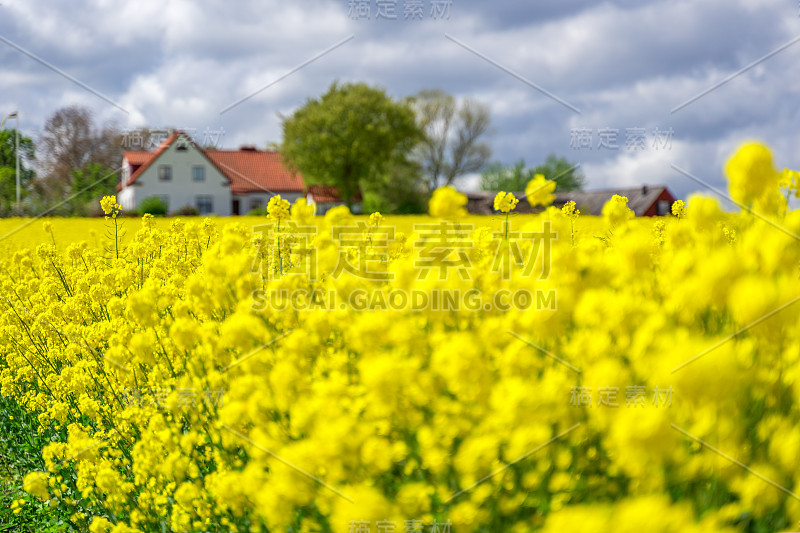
[[281, 82, 423, 207]]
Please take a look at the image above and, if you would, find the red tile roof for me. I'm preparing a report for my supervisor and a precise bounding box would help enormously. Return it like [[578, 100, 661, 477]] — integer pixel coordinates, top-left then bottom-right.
[[207, 150, 304, 194], [118, 131, 305, 194], [124, 151, 152, 166]]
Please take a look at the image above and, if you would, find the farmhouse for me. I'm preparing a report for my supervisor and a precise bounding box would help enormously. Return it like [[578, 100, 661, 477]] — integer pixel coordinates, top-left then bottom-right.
[[117, 131, 355, 215], [466, 185, 677, 216]]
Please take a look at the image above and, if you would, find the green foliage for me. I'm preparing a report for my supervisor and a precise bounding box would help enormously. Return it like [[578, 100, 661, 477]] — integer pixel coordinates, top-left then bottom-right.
[[247, 206, 268, 216], [362, 159, 428, 214], [480, 154, 585, 193], [533, 154, 586, 192], [479, 159, 530, 192], [281, 82, 424, 207], [137, 196, 169, 216], [0, 129, 35, 214], [0, 396, 70, 532], [68, 162, 118, 216]]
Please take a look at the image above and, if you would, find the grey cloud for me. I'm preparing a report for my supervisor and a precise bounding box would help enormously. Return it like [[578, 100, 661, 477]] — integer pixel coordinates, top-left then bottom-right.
[[0, 0, 796, 201]]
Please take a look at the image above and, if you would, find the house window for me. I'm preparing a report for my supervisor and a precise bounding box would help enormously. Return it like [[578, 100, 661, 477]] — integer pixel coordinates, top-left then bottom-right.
[[657, 200, 669, 216], [192, 166, 205, 182], [250, 198, 264, 211], [158, 165, 172, 181], [196, 195, 213, 215]]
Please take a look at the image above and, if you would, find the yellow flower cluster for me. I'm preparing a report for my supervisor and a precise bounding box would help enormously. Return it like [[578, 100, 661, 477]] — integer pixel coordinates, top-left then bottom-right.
[[524, 174, 556, 208], [291, 197, 316, 224], [561, 200, 579, 218], [726, 142, 778, 207], [100, 195, 122, 218], [2, 143, 800, 532], [493, 191, 519, 213], [602, 194, 634, 226], [672, 199, 687, 219], [428, 185, 467, 218], [266, 194, 291, 222], [561, 201, 580, 246], [23, 471, 49, 500]]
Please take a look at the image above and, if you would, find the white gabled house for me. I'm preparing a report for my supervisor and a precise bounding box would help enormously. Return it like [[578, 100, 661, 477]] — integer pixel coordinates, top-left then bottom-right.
[[117, 131, 310, 215]]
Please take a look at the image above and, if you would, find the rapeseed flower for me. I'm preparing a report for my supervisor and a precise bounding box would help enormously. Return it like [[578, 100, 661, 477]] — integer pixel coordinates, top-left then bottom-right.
[[524, 174, 556, 207], [6, 158, 800, 532], [725, 142, 778, 207], [428, 185, 467, 218], [602, 194, 634, 226], [671, 200, 687, 219], [23, 471, 49, 500], [266, 195, 290, 221], [100, 195, 121, 218], [493, 191, 519, 213]]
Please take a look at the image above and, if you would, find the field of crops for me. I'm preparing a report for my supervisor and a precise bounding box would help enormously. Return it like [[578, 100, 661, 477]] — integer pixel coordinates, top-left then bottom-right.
[[0, 214, 605, 252], [2, 143, 800, 532]]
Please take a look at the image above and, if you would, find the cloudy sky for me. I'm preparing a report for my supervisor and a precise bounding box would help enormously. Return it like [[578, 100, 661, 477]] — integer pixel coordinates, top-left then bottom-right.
[[1, 0, 798, 203]]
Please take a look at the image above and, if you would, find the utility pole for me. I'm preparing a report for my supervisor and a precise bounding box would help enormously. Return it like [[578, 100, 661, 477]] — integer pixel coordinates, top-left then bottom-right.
[[15, 111, 19, 208]]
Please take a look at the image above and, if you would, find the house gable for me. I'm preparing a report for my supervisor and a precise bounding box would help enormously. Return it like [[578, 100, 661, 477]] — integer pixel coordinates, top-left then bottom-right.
[[119, 131, 232, 190], [118, 132, 232, 215]]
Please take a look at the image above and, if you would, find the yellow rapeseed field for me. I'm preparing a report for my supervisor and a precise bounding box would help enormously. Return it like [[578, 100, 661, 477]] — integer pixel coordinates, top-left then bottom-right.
[[2, 142, 800, 532], [0, 215, 607, 251]]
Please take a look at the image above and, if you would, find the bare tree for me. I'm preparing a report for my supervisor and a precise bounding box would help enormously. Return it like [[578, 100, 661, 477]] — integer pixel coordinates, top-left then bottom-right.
[[36, 105, 122, 211], [412, 89, 492, 191]]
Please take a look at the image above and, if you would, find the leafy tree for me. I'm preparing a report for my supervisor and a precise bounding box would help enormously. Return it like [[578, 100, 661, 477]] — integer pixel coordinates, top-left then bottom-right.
[[412, 89, 492, 191], [480, 154, 585, 192], [281, 82, 423, 208], [70, 163, 119, 216], [533, 154, 585, 192], [362, 158, 428, 214], [0, 129, 35, 214], [480, 159, 529, 192]]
